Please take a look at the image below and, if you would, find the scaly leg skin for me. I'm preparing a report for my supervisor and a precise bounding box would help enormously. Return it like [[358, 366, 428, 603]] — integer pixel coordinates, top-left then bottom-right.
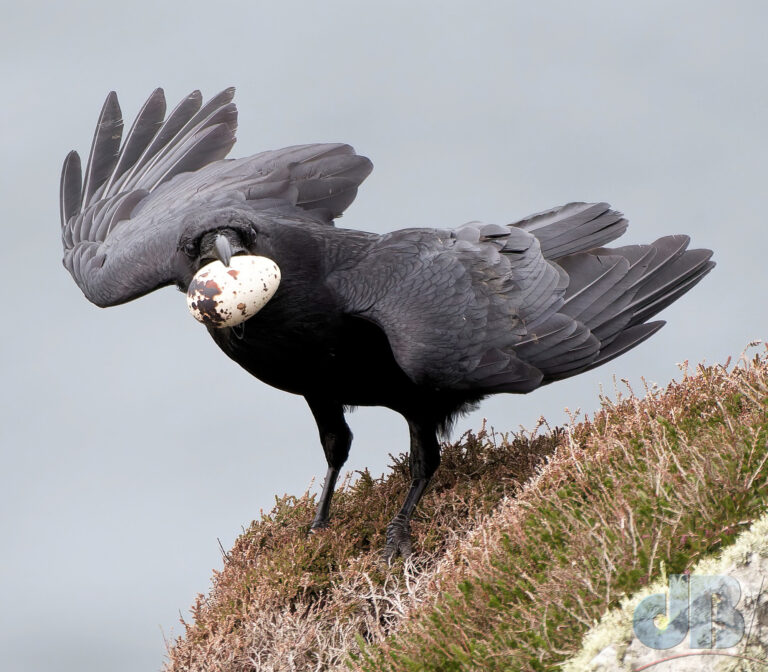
[[305, 397, 352, 533], [382, 418, 440, 562], [382, 478, 429, 560], [310, 466, 341, 531], [384, 514, 412, 558]]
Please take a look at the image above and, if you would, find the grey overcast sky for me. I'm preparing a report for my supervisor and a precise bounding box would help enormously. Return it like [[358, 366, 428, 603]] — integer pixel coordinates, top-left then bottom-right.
[[2, 2, 766, 671]]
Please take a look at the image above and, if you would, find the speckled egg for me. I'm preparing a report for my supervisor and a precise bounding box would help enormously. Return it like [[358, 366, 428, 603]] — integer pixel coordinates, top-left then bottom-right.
[[187, 256, 281, 328]]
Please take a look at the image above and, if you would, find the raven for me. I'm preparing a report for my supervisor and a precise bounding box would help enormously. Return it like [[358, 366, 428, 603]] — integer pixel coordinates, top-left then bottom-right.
[[60, 88, 714, 560]]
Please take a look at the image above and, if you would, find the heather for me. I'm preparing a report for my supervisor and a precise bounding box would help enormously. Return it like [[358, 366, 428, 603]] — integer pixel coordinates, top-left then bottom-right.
[[166, 345, 768, 672]]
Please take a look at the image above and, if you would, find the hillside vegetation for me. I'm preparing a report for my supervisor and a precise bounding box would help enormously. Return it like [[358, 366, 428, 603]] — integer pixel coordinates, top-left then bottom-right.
[[165, 344, 768, 672]]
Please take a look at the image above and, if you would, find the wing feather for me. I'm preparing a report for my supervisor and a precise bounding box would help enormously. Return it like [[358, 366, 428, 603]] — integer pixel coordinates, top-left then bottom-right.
[[60, 88, 372, 308], [115, 90, 203, 192], [102, 88, 166, 197], [142, 119, 236, 191], [512, 202, 628, 258], [129, 88, 235, 190], [328, 226, 558, 392], [60, 151, 82, 228], [81, 92, 123, 207], [329, 204, 713, 394]]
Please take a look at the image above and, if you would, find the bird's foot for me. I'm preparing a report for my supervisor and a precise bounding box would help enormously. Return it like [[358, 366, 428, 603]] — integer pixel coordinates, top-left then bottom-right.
[[309, 517, 329, 534], [382, 513, 413, 562]]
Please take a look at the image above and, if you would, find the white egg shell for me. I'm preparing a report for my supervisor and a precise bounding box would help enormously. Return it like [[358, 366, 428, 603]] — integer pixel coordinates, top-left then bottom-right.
[[186, 256, 281, 328]]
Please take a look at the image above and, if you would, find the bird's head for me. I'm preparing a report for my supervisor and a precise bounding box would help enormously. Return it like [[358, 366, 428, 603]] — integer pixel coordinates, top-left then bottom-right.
[[176, 208, 258, 273], [175, 208, 281, 328]]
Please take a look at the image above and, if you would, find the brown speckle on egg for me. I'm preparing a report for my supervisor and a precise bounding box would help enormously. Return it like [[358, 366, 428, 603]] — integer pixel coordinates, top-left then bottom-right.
[[186, 256, 281, 328]]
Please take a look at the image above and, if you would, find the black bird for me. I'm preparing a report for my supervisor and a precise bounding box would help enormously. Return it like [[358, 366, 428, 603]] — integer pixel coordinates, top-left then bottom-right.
[[60, 88, 714, 559]]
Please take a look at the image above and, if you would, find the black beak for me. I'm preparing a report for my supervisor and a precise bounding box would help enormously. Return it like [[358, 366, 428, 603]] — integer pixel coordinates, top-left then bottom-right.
[[214, 234, 233, 266]]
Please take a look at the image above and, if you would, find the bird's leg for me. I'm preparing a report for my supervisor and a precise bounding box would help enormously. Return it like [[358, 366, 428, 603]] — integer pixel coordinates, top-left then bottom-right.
[[383, 418, 440, 561], [313, 466, 341, 530], [305, 396, 352, 532]]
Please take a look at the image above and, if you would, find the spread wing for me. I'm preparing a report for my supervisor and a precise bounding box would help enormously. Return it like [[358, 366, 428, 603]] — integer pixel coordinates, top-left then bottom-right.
[[328, 204, 714, 394], [328, 224, 564, 392], [60, 87, 373, 307]]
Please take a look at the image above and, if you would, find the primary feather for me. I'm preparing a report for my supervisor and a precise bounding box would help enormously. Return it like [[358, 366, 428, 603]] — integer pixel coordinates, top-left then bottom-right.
[[59, 87, 714, 559]]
